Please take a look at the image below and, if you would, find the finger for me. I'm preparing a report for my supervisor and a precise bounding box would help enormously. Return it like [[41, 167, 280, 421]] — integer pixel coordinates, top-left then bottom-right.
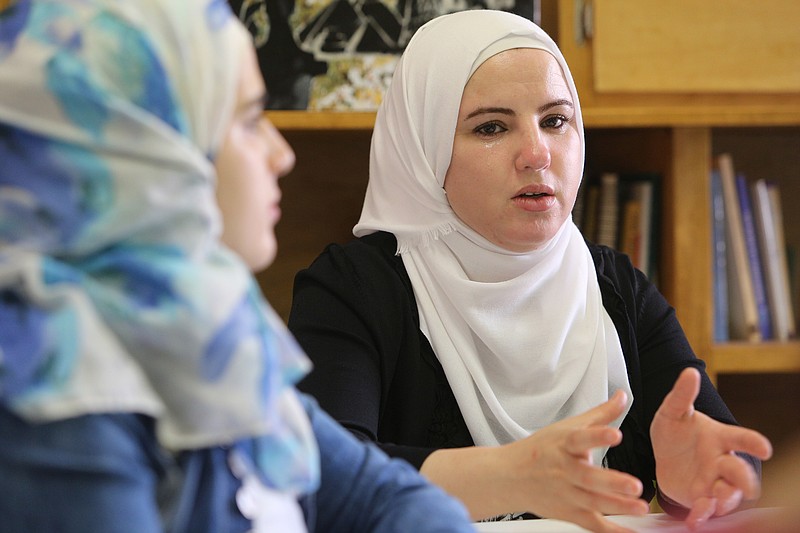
[[658, 368, 700, 420], [578, 389, 628, 427], [716, 453, 762, 500], [719, 426, 774, 460], [570, 484, 650, 520], [711, 479, 743, 516], [564, 426, 623, 457], [572, 510, 638, 533], [685, 496, 716, 531], [573, 461, 643, 498]]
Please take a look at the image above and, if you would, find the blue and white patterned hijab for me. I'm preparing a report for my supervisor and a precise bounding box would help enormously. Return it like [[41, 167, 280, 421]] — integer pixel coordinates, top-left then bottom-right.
[[0, 0, 318, 494]]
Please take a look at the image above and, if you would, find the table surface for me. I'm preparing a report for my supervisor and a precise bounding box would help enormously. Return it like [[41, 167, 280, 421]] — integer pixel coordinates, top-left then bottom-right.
[[473, 507, 780, 532]]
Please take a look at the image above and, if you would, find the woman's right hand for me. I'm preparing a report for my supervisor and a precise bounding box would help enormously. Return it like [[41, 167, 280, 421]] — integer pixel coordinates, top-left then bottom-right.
[[420, 390, 649, 533]]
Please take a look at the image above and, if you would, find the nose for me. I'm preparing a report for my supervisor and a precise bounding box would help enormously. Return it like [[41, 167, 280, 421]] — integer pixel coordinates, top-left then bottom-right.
[[515, 125, 551, 172], [266, 122, 295, 178]]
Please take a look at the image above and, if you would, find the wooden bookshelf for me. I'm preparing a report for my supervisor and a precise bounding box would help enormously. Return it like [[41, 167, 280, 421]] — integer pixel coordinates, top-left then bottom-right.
[[268, 111, 375, 131], [259, 2, 800, 448], [711, 342, 800, 375], [557, 0, 800, 386]]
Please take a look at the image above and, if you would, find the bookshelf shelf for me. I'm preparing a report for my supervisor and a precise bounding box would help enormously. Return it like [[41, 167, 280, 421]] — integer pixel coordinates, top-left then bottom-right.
[[267, 111, 375, 131], [711, 342, 800, 375], [267, 106, 800, 131]]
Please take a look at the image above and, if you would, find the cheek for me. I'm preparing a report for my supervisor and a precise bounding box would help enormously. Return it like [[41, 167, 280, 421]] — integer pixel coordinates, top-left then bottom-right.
[[554, 136, 583, 189], [445, 158, 497, 230]]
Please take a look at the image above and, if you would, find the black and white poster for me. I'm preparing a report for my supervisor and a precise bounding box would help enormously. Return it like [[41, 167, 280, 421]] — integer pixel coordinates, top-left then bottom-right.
[[230, 0, 541, 110]]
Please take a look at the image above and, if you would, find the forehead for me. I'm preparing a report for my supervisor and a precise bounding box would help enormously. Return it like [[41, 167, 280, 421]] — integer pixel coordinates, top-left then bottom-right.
[[463, 48, 569, 102], [237, 45, 266, 100]]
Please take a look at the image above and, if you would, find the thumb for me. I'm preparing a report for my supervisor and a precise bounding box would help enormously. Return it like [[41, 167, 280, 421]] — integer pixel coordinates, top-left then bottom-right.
[[685, 497, 717, 530], [658, 368, 701, 420]]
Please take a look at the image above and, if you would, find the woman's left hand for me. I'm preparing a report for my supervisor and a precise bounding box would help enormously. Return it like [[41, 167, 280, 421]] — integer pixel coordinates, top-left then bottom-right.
[[650, 368, 773, 530]]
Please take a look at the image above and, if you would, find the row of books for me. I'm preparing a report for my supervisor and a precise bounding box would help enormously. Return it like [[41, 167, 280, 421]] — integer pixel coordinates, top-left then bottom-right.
[[712, 153, 797, 342], [574, 172, 661, 283]]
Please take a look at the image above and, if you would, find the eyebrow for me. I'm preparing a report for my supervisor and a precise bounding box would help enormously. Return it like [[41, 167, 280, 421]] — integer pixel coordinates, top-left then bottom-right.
[[463, 99, 574, 121]]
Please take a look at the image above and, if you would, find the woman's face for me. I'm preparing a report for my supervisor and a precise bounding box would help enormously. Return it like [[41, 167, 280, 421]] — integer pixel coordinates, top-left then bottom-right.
[[443, 48, 582, 252], [214, 45, 295, 272]]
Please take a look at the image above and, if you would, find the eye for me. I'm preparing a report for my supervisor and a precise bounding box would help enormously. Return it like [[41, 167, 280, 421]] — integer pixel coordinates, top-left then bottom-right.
[[473, 121, 507, 137], [244, 113, 266, 132], [245, 113, 263, 129], [541, 114, 571, 130]]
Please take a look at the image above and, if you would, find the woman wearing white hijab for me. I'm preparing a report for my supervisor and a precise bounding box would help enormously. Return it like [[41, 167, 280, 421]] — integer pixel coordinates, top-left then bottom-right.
[[0, 1, 474, 532], [291, 9, 772, 532]]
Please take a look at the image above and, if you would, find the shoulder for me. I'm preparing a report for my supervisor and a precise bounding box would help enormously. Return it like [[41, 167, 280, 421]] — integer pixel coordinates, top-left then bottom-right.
[[307, 232, 404, 279], [585, 240, 640, 306], [299, 231, 413, 301], [309, 231, 398, 266], [585, 239, 636, 284], [584, 239, 665, 321]]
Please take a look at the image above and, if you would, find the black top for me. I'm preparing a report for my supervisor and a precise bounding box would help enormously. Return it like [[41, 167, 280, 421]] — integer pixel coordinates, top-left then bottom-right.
[[291, 231, 757, 507]]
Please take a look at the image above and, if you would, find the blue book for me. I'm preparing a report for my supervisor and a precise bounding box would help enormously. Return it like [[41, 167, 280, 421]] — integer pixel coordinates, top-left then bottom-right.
[[736, 174, 772, 340], [711, 171, 729, 342]]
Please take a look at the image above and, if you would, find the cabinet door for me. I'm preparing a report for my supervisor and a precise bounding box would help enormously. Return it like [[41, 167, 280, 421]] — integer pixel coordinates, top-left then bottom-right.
[[592, 0, 800, 93]]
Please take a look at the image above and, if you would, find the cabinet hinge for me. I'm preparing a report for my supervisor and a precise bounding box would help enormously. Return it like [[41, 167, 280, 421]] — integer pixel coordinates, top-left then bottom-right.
[[574, 0, 594, 45]]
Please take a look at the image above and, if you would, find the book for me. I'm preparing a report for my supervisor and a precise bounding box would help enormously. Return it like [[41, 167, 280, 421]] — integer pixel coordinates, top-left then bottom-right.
[[619, 196, 642, 268], [717, 153, 761, 342], [596, 172, 619, 249], [617, 174, 659, 280], [767, 181, 796, 339], [576, 172, 660, 282], [630, 173, 659, 281], [634, 180, 655, 279], [736, 174, 772, 340], [710, 170, 729, 342], [572, 174, 588, 229], [751, 180, 785, 340], [580, 182, 600, 242]]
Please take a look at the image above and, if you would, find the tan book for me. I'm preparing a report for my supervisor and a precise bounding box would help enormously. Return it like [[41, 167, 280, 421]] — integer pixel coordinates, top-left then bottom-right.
[[767, 182, 797, 339], [717, 153, 761, 342]]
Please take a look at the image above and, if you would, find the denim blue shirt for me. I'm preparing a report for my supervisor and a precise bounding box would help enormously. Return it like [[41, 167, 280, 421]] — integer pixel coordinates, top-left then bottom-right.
[[302, 395, 474, 532]]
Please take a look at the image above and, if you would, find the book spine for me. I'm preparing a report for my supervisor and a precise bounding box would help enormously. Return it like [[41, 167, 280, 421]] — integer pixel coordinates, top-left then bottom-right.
[[718, 153, 761, 342], [711, 170, 729, 342], [768, 182, 797, 339], [635, 181, 654, 279], [581, 183, 600, 243], [736, 174, 772, 340], [752, 180, 787, 341], [596, 172, 619, 249]]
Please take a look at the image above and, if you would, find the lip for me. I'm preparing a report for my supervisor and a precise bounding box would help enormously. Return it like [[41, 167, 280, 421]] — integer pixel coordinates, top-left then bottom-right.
[[512, 184, 556, 212], [513, 184, 555, 197], [268, 202, 282, 223]]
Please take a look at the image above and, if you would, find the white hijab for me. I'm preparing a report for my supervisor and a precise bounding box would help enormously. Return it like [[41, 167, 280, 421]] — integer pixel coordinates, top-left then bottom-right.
[[355, 10, 631, 464]]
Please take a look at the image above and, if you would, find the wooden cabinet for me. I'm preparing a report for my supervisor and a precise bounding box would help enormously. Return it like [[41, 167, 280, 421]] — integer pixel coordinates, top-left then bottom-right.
[[555, 0, 800, 385], [262, 2, 800, 390], [590, 1, 800, 94]]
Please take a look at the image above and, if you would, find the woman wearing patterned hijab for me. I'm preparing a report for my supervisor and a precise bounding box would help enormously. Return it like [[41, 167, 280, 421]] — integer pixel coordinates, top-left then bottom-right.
[[0, 1, 473, 531], [290, 9, 772, 532]]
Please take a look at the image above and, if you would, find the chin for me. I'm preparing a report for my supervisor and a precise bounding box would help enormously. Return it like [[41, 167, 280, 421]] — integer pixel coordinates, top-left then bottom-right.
[[251, 245, 278, 273], [249, 255, 275, 274]]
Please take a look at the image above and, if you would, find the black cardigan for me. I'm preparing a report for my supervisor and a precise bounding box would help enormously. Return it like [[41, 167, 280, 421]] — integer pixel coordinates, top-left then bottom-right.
[[291, 231, 756, 506]]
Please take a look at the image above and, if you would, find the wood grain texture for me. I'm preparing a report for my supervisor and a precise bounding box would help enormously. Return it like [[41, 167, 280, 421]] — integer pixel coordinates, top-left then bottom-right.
[[593, 0, 800, 93]]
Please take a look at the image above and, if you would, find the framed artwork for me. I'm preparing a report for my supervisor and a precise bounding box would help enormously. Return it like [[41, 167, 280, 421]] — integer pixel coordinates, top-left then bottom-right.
[[230, 0, 541, 110]]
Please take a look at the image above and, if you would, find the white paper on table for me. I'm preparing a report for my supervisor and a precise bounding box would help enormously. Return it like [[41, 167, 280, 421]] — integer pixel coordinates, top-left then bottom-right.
[[474, 507, 781, 532]]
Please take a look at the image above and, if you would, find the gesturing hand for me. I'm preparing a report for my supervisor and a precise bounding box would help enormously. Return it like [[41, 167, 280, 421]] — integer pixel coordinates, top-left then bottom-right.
[[650, 368, 773, 530], [496, 389, 650, 533]]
